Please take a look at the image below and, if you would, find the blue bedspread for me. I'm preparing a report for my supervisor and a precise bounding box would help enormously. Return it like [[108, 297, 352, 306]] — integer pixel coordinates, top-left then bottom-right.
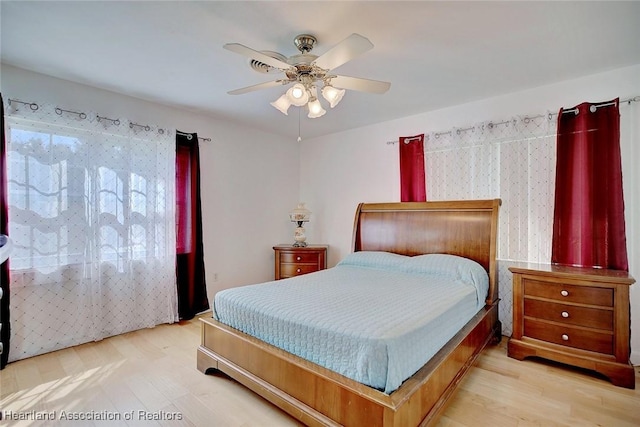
[[213, 252, 489, 394]]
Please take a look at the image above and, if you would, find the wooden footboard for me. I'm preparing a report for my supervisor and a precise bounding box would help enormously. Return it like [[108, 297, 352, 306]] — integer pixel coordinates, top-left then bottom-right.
[[198, 302, 500, 427]]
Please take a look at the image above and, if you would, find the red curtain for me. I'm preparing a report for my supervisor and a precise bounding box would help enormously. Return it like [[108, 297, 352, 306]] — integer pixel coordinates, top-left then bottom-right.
[[1, 94, 9, 369], [176, 132, 209, 319], [551, 98, 628, 271], [399, 134, 426, 202]]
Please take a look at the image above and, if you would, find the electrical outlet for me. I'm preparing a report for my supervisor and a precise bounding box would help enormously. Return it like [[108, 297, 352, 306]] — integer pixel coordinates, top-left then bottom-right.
[[213, 273, 218, 282]]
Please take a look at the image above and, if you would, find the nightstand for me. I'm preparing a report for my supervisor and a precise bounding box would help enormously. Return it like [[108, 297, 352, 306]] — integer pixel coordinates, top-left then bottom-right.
[[508, 263, 635, 388], [273, 245, 328, 280]]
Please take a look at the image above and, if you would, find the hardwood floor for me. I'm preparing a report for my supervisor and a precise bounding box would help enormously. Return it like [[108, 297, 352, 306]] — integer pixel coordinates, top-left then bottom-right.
[[1, 314, 638, 426]]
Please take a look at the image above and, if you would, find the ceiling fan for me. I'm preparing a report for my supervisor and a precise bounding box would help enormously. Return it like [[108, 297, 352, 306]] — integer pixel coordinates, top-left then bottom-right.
[[224, 33, 391, 118]]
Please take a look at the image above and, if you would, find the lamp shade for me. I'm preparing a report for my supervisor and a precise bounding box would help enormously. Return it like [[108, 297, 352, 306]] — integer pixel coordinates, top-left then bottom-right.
[[286, 83, 309, 106], [270, 94, 291, 115], [322, 85, 345, 108], [289, 203, 311, 223], [307, 98, 326, 118]]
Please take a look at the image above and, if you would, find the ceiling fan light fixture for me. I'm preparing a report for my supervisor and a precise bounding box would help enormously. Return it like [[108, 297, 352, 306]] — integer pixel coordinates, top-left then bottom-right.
[[224, 33, 390, 122], [322, 85, 345, 108], [307, 98, 326, 118], [270, 94, 291, 115], [286, 83, 309, 106]]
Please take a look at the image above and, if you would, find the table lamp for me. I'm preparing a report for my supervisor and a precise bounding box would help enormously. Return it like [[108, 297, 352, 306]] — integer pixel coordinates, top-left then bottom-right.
[[289, 203, 311, 247]]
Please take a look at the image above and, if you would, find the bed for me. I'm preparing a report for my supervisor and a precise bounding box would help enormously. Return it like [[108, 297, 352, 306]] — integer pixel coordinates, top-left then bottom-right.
[[198, 199, 501, 426]]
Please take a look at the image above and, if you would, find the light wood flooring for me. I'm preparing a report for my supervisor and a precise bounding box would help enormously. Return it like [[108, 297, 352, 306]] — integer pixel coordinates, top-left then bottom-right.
[[1, 314, 639, 426]]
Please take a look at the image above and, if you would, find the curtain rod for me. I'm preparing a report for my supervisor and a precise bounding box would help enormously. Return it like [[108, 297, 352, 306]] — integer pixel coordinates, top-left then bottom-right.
[[8, 98, 39, 111], [386, 95, 639, 145], [55, 107, 87, 120], [387, 135, 423, 145], [552, 96, 639, 118], [7, 97, 212, 142], [176, 130, 212, 143]]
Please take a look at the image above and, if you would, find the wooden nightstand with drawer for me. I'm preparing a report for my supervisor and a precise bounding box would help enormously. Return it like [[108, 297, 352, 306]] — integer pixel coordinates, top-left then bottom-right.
[[508, 263, 635, 388], [273, 245, 328, 280]]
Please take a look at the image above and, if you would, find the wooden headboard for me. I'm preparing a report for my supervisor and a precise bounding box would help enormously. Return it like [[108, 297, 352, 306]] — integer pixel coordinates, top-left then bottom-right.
[[352, 199, 501, 306]]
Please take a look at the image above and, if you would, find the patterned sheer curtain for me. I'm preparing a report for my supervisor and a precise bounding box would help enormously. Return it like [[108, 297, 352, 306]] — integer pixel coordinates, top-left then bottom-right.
[[5, 101, 178, 361], [424, 115, 558, 335], [426, 115, 557, 263]]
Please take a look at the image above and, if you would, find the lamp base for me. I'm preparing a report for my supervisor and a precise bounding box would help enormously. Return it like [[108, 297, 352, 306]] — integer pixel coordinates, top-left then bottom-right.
[[293, 224, 307, 247]]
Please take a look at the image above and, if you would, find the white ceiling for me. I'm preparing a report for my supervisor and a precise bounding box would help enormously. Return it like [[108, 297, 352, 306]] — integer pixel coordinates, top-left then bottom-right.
[[2, 1, 640, 140]]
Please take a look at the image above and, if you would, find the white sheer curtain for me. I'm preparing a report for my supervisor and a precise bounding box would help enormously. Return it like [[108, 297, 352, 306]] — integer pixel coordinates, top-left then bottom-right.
[[424, 115, 558, 335], [5, 102, 178, 361], [426, 115, 557, 263]]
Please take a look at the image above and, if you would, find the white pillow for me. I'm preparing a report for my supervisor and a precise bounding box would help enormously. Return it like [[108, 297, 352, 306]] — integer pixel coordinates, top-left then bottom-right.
[[337, 251, 409, 270]]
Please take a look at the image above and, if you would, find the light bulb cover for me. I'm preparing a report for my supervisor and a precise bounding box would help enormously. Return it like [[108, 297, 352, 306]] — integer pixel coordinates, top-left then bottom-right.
[[289, 203, 311, 223], [322, 85, 345, 108], [270, 94, 291, 115], [307, 98, 326, 118], [286, 83, 309, 106], [291, 86, 304, 99]]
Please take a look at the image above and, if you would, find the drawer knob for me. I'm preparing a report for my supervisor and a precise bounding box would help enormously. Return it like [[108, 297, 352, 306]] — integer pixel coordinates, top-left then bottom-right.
[[296, 268, 301, 273], [561, 311, 569, 318], [561, 334, 569, 341], [560, 290, 569, 297], [296, 256, 301, 261]]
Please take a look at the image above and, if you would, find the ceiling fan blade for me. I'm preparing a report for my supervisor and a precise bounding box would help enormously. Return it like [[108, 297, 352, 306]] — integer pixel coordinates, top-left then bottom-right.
[[330, 75, 391, 94], [224, 43, 291, 70], [313, 33, 374, 71], [228, 80, 287, 95]]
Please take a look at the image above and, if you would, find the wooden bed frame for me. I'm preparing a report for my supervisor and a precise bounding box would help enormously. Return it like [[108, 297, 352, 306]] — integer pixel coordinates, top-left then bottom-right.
[[198, 199, 501, 426]]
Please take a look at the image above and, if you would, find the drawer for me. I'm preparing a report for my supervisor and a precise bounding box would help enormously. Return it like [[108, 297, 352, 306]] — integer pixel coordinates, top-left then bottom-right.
[[524, 318, 613, 355], [280, 263, 320, 278], [524, 299, 613, 331], [274, 245, 327, 280], [280, 252, 321, 264], [523, 279, 613, 307]]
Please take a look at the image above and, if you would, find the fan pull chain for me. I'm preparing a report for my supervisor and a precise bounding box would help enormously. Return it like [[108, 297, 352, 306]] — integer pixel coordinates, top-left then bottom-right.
[[297, 108, 302, 142]]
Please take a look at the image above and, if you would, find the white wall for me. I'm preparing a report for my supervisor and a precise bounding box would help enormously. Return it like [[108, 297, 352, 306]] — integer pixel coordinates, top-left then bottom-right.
[[0, 64, 300, 305], [300, 64, 640, 363]]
